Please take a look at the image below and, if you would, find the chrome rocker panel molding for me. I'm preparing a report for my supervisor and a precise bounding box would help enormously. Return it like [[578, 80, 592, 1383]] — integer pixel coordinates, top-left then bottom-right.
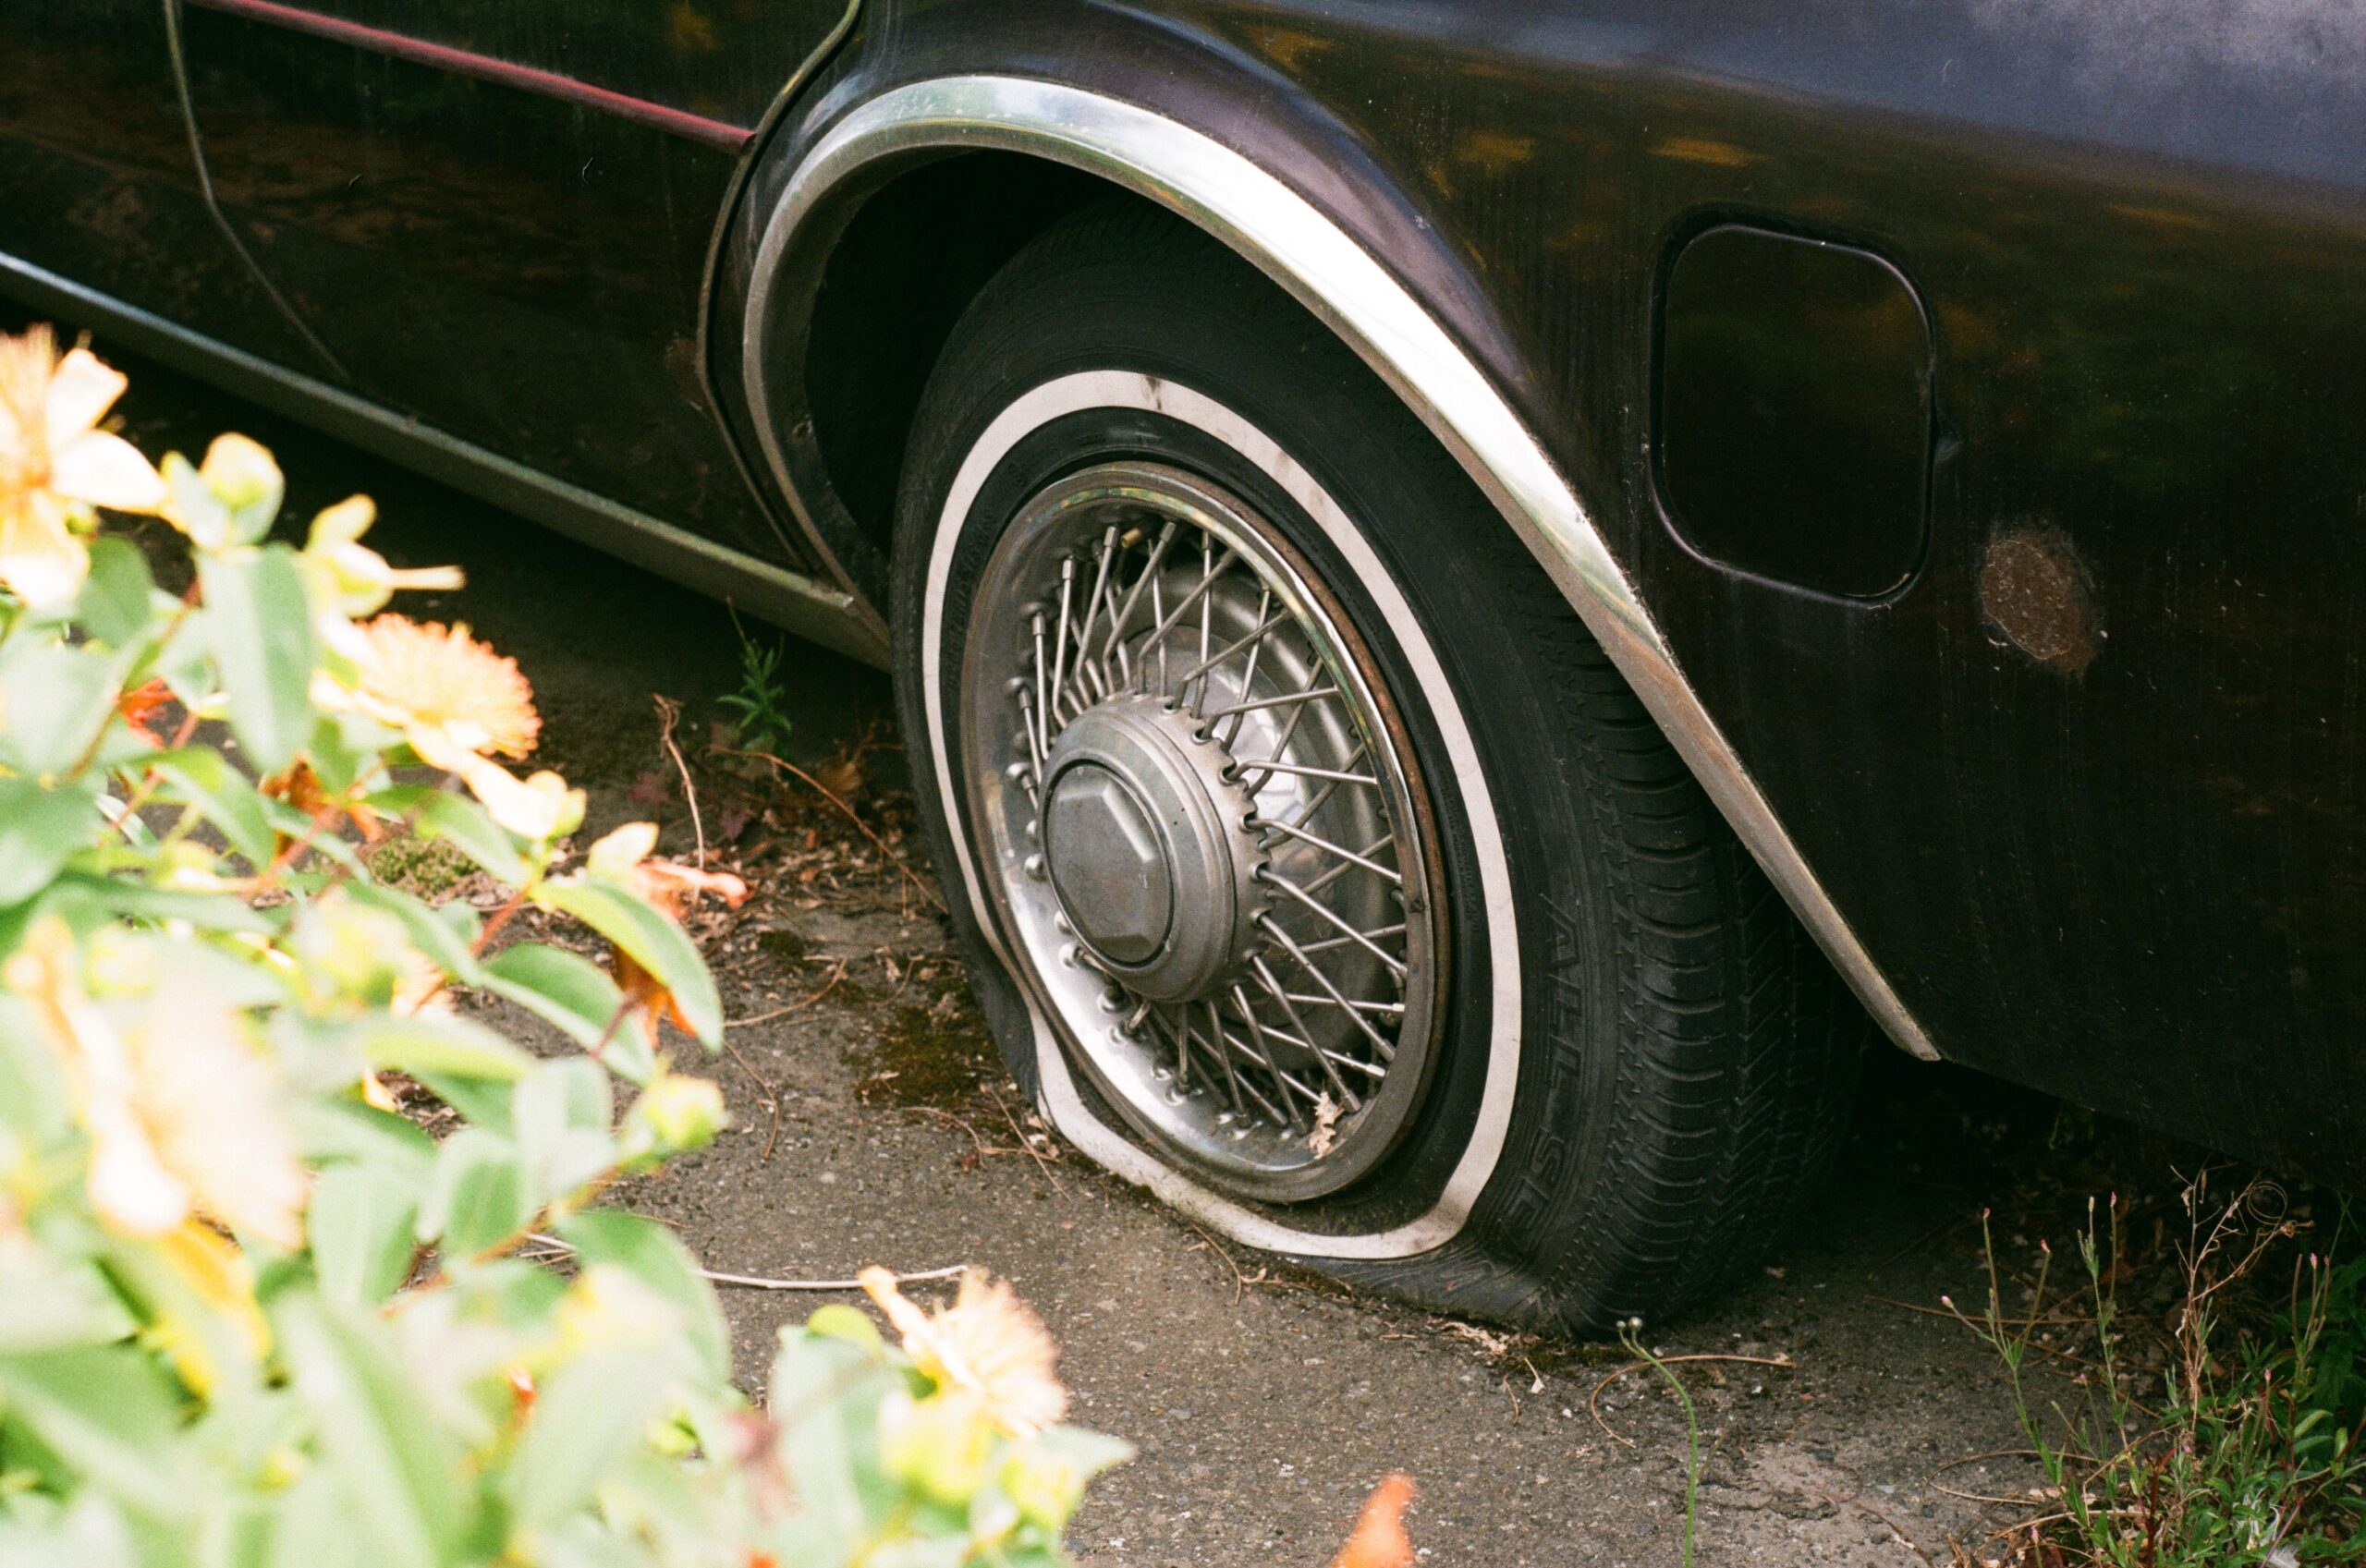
[[0, 249, 885, 666], [744, 77, 1942, 1078]]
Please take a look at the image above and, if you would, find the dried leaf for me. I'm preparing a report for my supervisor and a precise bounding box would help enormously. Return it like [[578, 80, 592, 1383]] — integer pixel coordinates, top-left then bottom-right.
[[1331, 1472, 1415, 1568]]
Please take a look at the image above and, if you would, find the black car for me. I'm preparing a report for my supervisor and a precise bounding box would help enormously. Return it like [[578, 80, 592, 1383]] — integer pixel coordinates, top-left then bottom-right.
[[9, 0, 2363, 1332]]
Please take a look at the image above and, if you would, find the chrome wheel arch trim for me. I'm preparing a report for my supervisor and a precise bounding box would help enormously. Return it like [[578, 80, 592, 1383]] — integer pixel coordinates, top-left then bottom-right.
[[742, 75, 1941, 1079], [924, 371, 1523, 1259]]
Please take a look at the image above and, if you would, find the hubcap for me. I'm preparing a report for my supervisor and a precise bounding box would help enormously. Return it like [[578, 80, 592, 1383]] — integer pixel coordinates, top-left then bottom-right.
[[1040, 696, 1265, 999], [963, 461, 1445, 1201]]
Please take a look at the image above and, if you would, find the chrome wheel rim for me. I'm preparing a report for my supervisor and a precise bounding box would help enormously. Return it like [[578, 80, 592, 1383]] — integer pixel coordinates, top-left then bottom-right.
[[962, 461, 1445, 1200]]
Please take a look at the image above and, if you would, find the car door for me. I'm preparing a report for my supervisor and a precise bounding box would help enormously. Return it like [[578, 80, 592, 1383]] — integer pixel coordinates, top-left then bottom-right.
[[170, 0, 851, 563], [0, 0, 323, 368]]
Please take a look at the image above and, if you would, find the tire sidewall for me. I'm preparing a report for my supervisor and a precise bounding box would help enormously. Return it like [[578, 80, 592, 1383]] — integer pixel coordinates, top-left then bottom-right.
[[890, 252, 1626, 1260]]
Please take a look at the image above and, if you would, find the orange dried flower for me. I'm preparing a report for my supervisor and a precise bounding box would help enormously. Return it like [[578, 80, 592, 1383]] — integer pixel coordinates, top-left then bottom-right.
[[1332, 1473, 1417, 1568], [354, 614, 540, 767], [116, 677, 173, 748]]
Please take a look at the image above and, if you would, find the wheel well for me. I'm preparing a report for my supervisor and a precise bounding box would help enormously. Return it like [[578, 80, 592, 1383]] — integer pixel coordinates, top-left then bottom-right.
[[801, 152, 1132, 577]]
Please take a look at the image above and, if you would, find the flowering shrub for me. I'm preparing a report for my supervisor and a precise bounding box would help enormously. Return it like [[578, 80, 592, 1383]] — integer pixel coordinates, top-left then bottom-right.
[[0, 328, 1127, 1566]]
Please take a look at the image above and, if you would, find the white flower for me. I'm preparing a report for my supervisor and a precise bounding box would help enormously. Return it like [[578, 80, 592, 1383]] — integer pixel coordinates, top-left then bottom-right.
[[0, 328, 166, 609], [5, 919, 307, 1249], [861, 1267, 1067, 1438]]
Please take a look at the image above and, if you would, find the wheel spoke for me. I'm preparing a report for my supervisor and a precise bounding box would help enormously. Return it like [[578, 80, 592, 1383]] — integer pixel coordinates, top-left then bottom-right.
[[1257, 914, 1401, 1058], [1137, 545, 1237, 667], [1287, 923, 1409, 958], [1177, 607, 1290, 712], [1051, 557, 1076, 716], [1258, 817, 1401, 885], [1104, 519, 1181, 665], [1249, 956, 1360, 1108], [1239, 758, 1379, 788], [1203, 685, 1338, 722], [1302, 833, 1396, 896], [1277, 991, 1406, 1017], [1217, 586, 1274, 745]]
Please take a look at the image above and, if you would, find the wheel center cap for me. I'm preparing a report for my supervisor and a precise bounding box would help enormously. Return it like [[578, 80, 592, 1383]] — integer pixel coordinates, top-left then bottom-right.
[[1042, 765, 1170, 965], [1038, 696, 1263, 1002]]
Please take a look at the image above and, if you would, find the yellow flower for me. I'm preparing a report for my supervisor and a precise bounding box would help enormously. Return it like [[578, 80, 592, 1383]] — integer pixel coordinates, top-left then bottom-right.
[[306, 494, 463, 618], [585, 820, 748, 917], [623, 1069, 727, 1160], [460, 760, 583, 843], [860, 1267, 1067, 1438], [145, 1221, 273, 1397], [166, 432, 280, 550], [353, 614, 541, 770], [0, 327, 165, 609], [4, 919, 308, 1250]]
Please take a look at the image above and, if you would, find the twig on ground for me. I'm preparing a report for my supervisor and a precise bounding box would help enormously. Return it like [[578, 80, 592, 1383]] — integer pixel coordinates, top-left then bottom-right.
[[1588, 1353, 1796, 1448], [1184, 1219, 1255, 1305], [720, 1035, 786, 1162], [1817, 1488, 1939, 1567], [653, 694, 706, 867], [980, 1079, 1065, 1195], [1927, 1449, 2092, 1509], [727, 956, 851, 1027], [713, 743, 943, 909], [526, 1233, 968, 1292]]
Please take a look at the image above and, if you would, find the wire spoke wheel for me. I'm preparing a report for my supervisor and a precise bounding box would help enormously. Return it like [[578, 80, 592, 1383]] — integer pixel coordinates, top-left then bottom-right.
[[961, 461, 1445, 1200]]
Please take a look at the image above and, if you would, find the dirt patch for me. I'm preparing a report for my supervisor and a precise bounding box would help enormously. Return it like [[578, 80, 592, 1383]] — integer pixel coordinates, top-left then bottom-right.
[[855, 983, 1001, 1109]]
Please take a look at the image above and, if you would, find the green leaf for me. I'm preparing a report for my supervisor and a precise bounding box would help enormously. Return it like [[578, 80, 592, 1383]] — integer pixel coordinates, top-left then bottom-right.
[[199, 546, 316, 775], [805, 1304, 885, 1355], [288, 1098, 435, 1175], [161, 451, 229, 550], [272, 1291, 475, 1568], [0, 1346, 200, 1520], [534, 879, 721, 1048], [311, 1162, 421, 1310], [482, 943, 650, 1082], [506, 1350, 675, 1533], [411, 1072, 516, 1136], [0, 781, 99, 907], [77, 538, 157, 650], [0, 996, 73, 1141], [0, 1260, 139, 1354], [46, 869, 274, 934], [417, 1127, 530, 1256], [765, 1331, 880, 1545], [555, 1211, 729, 1385], [261, 1469, 352, 1568], [408, 790, 531, 887], [146, 747, 275, 866], [341, 880, 485, 988], [0, 640, 124, 777], [514, 1059, 616, 1206], [359, 1014, 530, 1081], [305, 710, 370, 795]]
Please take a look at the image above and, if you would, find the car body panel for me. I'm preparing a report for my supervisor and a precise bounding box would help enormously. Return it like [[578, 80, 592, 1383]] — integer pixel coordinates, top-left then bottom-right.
[[6, 0, 2363, 1186], [721, 0, 2366, 1185]]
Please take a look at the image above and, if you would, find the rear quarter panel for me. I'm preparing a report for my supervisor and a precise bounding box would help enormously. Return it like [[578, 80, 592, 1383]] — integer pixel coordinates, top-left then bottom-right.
[[738, 0, 2366, 1181]]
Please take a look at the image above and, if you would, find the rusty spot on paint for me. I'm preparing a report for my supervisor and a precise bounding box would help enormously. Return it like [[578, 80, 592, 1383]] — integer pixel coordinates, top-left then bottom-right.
[[1980, 528, 2100, 674], [1651, 135, 1762, 168]]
